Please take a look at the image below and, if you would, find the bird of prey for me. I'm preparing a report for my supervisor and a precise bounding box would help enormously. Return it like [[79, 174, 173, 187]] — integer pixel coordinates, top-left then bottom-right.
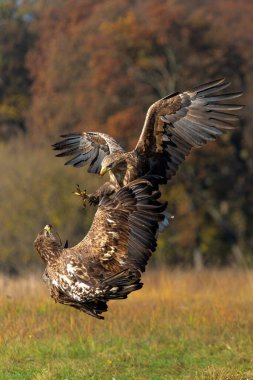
[[34, 178, 168, 319], [53, 78, 243, 205]]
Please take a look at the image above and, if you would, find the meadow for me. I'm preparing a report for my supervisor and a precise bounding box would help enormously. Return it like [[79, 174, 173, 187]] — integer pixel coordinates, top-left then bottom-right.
[[0, 269, 252, 380]]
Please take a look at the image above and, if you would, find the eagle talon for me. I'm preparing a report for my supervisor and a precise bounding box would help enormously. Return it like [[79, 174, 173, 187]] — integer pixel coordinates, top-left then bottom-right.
[[73, 184, 88, 208]]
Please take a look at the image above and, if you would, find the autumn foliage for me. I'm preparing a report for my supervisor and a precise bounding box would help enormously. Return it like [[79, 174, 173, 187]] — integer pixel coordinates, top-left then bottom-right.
[[0, 0, 253, 272]]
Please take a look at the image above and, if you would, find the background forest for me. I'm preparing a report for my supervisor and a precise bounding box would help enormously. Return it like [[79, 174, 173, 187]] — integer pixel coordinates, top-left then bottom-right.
[[0, 0, 252, 274]]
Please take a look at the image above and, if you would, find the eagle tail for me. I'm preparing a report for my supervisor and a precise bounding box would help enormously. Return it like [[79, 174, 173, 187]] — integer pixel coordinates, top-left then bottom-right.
[[57, 295, 107, 320], [81, 300, 108, 320]]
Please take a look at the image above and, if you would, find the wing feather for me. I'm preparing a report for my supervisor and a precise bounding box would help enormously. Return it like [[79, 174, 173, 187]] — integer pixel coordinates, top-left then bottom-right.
[[76, 178, 168, 274], [53, 132, 124, 174], [135, 78, 243, 181]]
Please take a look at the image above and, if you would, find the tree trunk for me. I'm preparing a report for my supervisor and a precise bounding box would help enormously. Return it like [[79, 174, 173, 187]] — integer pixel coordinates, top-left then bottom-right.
[[193, 247, 204, 270]]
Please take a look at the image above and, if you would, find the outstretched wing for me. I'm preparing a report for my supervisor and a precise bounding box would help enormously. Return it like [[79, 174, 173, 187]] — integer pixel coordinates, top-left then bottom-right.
[[77, 178, 168, 274], [52, 132, 124, 174], [135, 78, 243, 181]]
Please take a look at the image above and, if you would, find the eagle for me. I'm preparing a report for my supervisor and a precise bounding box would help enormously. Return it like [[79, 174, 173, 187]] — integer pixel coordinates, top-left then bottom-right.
[[53, 78, 243, 205], [34, 178, 168, 319]]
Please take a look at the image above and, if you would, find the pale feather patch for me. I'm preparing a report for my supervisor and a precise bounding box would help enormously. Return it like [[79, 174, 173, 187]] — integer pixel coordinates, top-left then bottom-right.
[[66, 263, 76, 275]]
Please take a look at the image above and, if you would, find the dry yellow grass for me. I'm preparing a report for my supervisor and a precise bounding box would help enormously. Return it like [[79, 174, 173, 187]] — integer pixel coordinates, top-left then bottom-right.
[[0, 269, 253, 379]]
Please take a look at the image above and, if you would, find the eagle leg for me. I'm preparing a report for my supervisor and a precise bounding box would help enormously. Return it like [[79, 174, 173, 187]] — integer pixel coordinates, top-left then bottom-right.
[[73, 184, 89, 208], [73, 182, 117, 207], [87, 193, 100, 206], [73, 184, 99, 207], [88, 182, 117, 206]]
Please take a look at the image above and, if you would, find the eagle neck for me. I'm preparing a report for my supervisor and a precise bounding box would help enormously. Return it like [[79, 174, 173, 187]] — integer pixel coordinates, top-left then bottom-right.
[[35, 236, 62, 264]]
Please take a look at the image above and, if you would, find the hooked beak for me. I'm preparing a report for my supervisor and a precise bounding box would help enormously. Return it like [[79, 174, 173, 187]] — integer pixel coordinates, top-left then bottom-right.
[[100, 165, 109, 176], [44, 224, 52, 237]]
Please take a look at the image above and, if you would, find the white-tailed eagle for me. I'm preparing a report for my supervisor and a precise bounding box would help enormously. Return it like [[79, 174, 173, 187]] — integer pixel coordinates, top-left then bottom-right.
[[34, 178, 168, 319], [53, 78, 243, 204]]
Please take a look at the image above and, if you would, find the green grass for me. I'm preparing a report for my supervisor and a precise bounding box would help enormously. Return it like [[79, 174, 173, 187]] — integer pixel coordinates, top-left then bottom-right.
[[0, 270, 253, 379]]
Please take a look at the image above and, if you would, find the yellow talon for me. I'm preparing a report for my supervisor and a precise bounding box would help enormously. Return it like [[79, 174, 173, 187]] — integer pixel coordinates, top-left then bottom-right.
[[73, 184, 88, 208]]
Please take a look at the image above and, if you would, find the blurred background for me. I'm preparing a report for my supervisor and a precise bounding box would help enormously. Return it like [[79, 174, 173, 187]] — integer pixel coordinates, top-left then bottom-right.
[[0, 0, 252, 274]]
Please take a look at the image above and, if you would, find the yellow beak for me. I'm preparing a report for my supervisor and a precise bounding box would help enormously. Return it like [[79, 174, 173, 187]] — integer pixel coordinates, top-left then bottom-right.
[[44, 224, 52, 233], [100, 165, 109, 176]]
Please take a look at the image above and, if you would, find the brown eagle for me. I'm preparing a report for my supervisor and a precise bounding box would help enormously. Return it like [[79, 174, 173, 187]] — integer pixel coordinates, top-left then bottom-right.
[[34, 178, 168, 319], [53, 78, 243, 204]]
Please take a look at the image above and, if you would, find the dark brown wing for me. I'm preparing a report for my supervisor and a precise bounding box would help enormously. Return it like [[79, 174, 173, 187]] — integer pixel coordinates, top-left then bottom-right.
[[77, 177, 168, 273], [52, 132, 124, 174], [135, 78, 243, 181]]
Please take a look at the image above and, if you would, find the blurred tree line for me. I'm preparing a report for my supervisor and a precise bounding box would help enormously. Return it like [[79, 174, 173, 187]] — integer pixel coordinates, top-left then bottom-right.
[[0, 0, 252, 273]]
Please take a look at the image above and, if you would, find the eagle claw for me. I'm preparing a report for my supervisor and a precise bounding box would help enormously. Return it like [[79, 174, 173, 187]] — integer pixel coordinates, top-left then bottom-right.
[[73, 185, 99, 207], [73, 184, 88, 208]]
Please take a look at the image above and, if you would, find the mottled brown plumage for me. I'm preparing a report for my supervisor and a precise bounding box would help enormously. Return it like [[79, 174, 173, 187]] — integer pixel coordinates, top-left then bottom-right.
[[34, 178, 168, 319], [53, 78, 243, 204]]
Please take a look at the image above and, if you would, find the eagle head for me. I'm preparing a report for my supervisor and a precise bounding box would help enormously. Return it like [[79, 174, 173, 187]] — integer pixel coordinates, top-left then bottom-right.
[[100, 154, 126, 176], [34, 224, 62, 263], [44, 224, 53, 237]]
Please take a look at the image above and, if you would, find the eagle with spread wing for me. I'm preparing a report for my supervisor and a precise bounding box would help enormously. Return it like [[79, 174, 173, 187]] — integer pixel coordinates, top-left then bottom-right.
[[53, 78, 243, 205], [34, 178, 168, 319]]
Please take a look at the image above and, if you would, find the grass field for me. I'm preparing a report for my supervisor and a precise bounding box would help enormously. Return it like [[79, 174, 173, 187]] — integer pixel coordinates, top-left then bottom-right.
[[0, 269, 252, 380]]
